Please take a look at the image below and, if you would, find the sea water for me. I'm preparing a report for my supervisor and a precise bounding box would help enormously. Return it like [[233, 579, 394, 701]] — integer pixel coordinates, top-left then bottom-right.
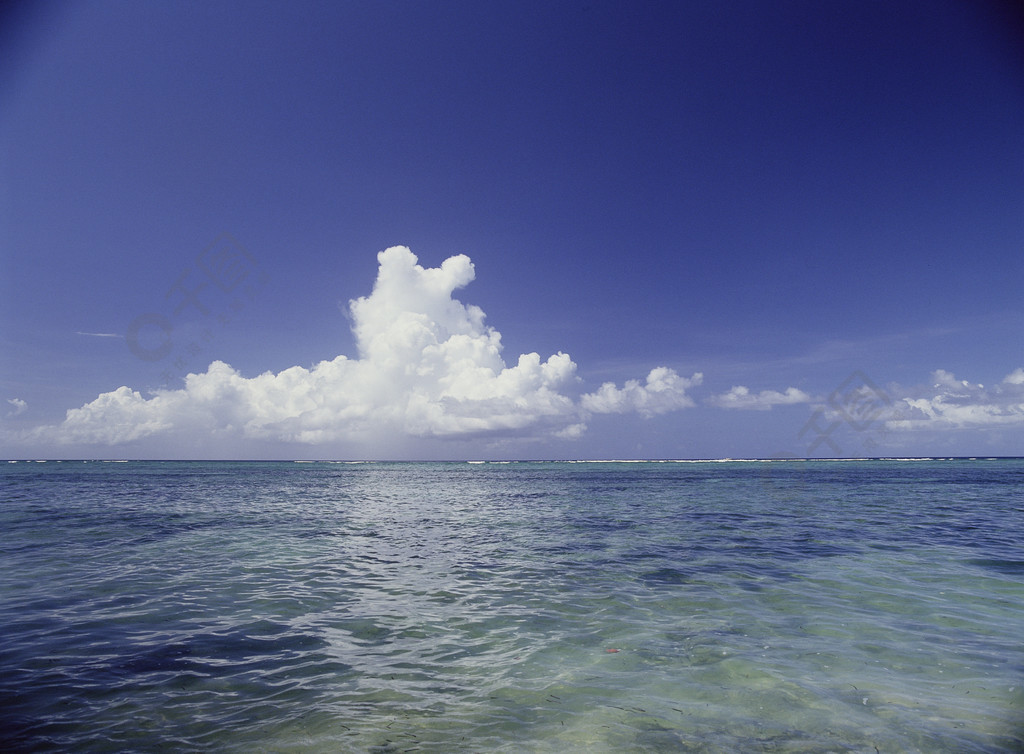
[[1, 459, 1022, 752]]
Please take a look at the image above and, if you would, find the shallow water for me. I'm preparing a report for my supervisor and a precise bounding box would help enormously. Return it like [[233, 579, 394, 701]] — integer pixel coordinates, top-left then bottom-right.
[[2, 459, 1022, 752]]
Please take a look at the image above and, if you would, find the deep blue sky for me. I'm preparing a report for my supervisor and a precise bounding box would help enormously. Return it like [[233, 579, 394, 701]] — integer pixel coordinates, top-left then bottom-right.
[[2, 0, 1023, 459]]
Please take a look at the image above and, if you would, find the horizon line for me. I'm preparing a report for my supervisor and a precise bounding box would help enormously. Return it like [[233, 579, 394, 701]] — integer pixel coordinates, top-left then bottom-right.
[[5, 456, 1022, 464]]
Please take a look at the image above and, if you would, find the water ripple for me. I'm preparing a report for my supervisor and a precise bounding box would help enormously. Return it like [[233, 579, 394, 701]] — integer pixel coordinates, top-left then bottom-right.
[[1, 459, 1023, 752]]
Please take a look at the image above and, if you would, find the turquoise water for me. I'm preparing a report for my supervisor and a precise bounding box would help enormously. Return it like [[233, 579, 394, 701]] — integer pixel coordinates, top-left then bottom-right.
[[2, 459, 1022, 752]]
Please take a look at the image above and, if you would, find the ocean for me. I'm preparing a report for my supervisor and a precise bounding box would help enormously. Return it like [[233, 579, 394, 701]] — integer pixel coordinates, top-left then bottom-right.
[[1, 458, 1022, 752]]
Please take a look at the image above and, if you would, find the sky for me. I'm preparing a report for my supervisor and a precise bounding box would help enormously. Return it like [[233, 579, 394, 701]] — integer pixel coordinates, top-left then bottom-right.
[[1, 0, 1023, 460]]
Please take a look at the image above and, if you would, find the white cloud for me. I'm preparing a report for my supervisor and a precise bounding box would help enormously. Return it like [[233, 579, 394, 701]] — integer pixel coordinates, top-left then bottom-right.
[[1004, 368, 1024, 385], [581, 368, 702, 417], [885, 368, 1024, 430], [58, 386, 174, 443], [709, 385, 812, 410], [7, 398, 28, 416], [930, 368, 983, 393], [35, 247, 696, 448]]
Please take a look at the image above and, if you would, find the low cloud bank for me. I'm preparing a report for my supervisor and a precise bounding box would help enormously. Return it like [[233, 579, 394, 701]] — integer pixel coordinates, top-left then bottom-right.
[[39, 247, 700, 447], [709, 385, 812, 410], [885, 368, 1024, 430], [714, 368, 1024, 433], [22, 247, 1023, 452]]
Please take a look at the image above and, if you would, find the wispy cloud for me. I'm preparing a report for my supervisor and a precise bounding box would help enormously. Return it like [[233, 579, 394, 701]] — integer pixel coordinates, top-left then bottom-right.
[[709, 385, 813, 410], [35, 247, 698, 447], [7, 398, 27, 417], [76, 331, 123, 338]]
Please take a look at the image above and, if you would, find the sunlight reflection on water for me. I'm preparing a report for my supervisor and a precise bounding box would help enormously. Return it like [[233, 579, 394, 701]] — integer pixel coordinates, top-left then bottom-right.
[[1, 459, 1022, 752]]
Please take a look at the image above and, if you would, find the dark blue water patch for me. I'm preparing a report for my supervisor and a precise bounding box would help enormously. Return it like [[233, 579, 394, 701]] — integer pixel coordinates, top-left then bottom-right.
[[867, 542, 906, 551], [638, 554, 797, 586], [639, 567, 700, 585], [125, 515, 225, 546], [114, 641, 200, 676], [571, 515, 637, 532], [0, 613, 337, 693], [591, 550, 663, 567], [112, 625, 332, 675], [966, 558, 1024, 575], [538, 541, 609, 558], [504, 491, 551, 500], [294, 527, 352, 539], [725, 534, 858, 562], [1, 649, 353, 753]]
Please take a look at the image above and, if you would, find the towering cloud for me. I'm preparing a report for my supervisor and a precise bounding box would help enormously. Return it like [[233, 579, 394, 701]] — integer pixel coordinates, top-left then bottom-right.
[[38, 247, 698, 447]]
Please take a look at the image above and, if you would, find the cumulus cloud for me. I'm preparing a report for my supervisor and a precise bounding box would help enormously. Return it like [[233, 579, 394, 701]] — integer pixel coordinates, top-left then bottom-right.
[[7, 398, 28, 416], [885, 368, 1024, 430], [36, 247, 697, 447], [709, 385, 812, 410], [1003, 368, 1024, 386], [581, 368, 702, 417]]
